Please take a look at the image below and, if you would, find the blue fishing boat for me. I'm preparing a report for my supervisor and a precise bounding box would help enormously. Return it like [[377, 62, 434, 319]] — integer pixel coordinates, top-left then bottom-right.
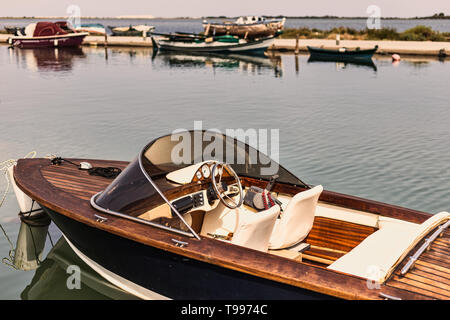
[[307, 45, 378, 62]]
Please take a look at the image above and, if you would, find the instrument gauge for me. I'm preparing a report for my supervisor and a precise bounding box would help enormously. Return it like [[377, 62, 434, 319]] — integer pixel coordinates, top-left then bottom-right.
[[201, 164, 211, 178], [196, 171, 202, 180]]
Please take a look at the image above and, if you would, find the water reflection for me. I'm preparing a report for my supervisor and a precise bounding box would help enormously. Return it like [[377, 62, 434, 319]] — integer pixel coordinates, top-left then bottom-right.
[[307, 56, 378, 71], [154, 51, 283, 77], [21, 236, 138, 300], [9, 47, 86, 73], [8, 212, 50, 271]]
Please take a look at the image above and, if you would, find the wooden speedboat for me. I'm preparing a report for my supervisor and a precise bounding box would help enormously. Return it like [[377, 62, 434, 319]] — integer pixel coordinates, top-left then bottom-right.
[[202, 16, 286, 39], [307, 45, 378, 62], [12, 131, 450, 300], [8, 22, 88, 49], [151, 34, 277, 54]]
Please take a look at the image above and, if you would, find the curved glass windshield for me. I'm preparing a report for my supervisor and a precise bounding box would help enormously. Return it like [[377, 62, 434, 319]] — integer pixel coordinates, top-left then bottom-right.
[[92, 130, 306, 237], [141, 131, 304, 185]]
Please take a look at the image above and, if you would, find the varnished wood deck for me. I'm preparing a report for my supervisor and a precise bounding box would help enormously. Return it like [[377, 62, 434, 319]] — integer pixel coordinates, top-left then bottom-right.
[[386, 229, 450, 300], [41, 159, 128, 200], [14, 158, 446, 299]]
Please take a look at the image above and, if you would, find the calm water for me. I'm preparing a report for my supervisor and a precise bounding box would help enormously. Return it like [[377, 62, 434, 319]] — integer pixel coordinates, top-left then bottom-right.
[[1, 17, 450, 33], [0, 44, 449, 299]]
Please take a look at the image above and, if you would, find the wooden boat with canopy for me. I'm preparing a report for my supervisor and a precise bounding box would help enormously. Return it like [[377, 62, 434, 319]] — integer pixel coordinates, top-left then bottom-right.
[[8, 22, 88, 48], [12, 131, 450, 299]]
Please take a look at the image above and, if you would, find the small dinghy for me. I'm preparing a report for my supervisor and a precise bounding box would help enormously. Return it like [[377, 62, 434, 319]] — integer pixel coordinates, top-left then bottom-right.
[[109, 25, 155, 36], [74, 23, 107, 35], [4, 26, 26, 36], [307, 45, 378, 62], [8, 22, 88, 48], [151, 33, 277, 54], [11, 131, 450, 299], [202, 16, 286, 38]]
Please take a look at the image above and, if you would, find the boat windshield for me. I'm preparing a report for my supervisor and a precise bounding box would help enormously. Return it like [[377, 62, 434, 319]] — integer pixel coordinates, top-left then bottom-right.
[[92, 130, 306, 237]]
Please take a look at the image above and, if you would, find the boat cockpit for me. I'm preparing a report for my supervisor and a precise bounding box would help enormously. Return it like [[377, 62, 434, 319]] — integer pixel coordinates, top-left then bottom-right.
[[91, 130, 450, 285]]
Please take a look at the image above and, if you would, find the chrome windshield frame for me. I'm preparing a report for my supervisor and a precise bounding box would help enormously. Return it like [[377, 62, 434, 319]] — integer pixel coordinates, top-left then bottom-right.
[[90, 191, 197, 238], [137, 145, 201, 240], [90, 138, 202, 240]]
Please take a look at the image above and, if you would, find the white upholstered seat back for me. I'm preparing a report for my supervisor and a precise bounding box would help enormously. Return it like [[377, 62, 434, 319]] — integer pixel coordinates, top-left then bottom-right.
[[269, 185, 323, 249], [25, 23, 36, 37], [231, 205, 280, 252]]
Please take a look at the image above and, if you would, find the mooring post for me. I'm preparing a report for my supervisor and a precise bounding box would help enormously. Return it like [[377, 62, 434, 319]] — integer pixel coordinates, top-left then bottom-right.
[[104, 33, 108, 47], [336, 34, 340, 46], [295, 34, 299, 55]]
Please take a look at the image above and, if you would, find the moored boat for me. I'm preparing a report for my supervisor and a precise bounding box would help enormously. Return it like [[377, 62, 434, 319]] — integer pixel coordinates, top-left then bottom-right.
[[4, 26, 26, 36], [307, 45, 378, 62], [151, 33, 277, 54], [11, 130, 450, 300], [8, 22, 88, 49], [109, 25, 155, 37], [74, 23, 107, 35], [202, 16, 286, 39]]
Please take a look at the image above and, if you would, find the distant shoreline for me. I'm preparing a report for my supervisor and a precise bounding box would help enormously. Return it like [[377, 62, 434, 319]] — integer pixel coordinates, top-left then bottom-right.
[[0, 15, 449, 20]]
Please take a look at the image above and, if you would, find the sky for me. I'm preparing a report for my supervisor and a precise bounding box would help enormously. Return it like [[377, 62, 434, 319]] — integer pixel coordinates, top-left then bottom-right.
[[1, 0, 449, 18]]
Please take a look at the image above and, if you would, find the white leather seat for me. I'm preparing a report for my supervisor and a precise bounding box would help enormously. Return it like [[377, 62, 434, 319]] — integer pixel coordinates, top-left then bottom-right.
[[269, 185, 323, 250], [231, 205, 280, 252], [328, 211, 450, 283]]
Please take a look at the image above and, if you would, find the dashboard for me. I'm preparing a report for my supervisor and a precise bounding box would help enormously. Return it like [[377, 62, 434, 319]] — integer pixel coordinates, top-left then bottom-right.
[[166, 161, 226, 185]]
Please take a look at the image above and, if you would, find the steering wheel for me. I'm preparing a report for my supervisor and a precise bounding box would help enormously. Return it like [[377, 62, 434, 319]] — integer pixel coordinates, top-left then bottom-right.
[[210, 162, 243, 209]]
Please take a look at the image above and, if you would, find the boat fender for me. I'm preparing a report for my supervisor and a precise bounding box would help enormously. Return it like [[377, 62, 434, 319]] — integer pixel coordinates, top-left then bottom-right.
[[80, 162, 93, 170], [392, 54, 401, 61]]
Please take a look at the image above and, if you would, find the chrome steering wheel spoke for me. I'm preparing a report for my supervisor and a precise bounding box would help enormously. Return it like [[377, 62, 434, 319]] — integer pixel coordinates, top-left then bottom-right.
[[211, 162, 243, 209]]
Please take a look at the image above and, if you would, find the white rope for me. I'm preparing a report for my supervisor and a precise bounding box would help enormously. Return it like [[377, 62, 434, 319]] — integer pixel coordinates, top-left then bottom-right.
[[0, 151, 37, 209]]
